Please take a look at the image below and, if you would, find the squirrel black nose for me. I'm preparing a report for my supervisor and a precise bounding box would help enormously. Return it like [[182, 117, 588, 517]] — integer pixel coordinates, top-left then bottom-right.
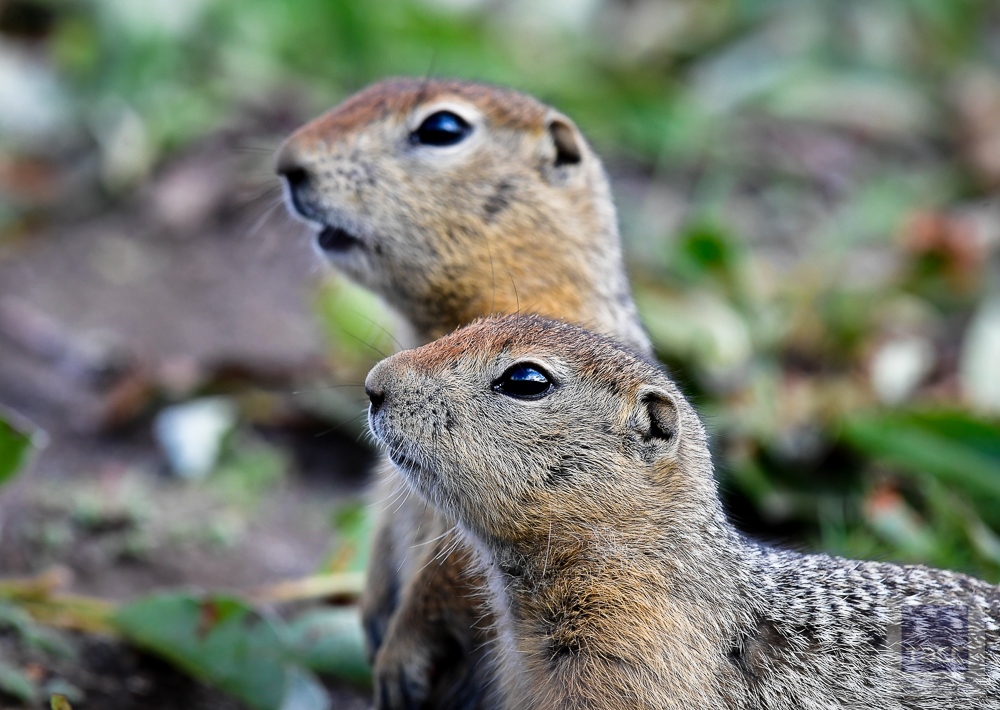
[[366, 385, 386, 414], [282, 166, 308, 188], [275, 146, 309, 188], [277, 163, 309, 189]]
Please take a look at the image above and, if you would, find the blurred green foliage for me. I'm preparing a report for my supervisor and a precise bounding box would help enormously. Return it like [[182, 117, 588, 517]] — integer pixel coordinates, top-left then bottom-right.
[[0, 659, 37, 705], [19, 0, 992, 172], [323, 501, 375, 575], [114, 593, 332, 710], [207, 435, 290, 512], [0, 599, 74, 704], [286, 607, 370, 687], [0, 412, 36, 486]]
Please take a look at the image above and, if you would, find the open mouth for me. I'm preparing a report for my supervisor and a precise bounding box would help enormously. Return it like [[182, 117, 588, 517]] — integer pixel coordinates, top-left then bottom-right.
[[317, 225, 362, 252]]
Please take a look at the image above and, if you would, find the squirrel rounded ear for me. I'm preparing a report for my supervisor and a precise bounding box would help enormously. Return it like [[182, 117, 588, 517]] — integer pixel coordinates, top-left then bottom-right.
[[546, 113, 582, 167], [634, 385, 682, 458]]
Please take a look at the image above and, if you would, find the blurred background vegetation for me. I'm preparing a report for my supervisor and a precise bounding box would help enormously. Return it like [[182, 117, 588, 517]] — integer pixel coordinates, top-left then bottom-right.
[[1, 0, 1000, 707]]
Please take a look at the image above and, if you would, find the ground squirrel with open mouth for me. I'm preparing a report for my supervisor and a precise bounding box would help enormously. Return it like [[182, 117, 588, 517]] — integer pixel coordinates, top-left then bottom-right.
[[366, 315, 1000, 710], [277, 78, 650, 708]]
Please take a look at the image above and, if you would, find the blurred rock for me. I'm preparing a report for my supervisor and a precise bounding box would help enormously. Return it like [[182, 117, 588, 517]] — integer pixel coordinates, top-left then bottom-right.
[[960, 296, 1000, 414], [869, 336, 934, 405], [0, 297, 154, 433], [593, 0, 712, 61], [153, 397, 237, 480], [958, 200, 1000, 254], [91, 103, 154, 192], [0, 43, 72, 148], [692, 17, 813, 114], [844, 3, 917, 70], [501, 0, 601, 33], [0, 297, 132, 387], [99, 0, 209, 39], [773, 423, 825, 465]]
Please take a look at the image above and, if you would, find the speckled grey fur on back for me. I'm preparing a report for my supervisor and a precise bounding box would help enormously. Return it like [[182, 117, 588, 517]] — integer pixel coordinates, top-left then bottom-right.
[[739, 543, 999, 708]]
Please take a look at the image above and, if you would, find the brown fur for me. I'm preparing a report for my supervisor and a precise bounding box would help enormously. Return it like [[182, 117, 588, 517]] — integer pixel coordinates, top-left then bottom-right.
[[277, 78, 650, 708], [367, 316, 1000, 710]]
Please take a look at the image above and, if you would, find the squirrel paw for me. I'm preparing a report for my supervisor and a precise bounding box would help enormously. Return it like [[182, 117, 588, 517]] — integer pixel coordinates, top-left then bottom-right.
[[373, 639, 434, 710]]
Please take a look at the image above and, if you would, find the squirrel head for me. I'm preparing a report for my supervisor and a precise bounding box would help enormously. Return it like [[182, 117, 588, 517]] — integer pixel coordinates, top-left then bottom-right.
[[276, 78, 624, 342], [366, 316, 716, 546]]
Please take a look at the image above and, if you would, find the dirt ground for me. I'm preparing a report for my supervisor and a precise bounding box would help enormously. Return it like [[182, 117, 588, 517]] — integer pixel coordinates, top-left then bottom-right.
[[0, 117, 374, 708]]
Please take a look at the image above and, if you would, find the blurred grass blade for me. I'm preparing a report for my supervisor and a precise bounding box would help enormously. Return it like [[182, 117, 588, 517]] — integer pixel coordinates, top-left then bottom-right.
[[51, 694, 73, 710], [323, 502, 375, 574], [114, 593, 329, 710], [0, 599, 76, 659], [842, 410, 1000, 507], [0, 410, 42, 486], [251, 572, 365, 604], [0, 660, 38, 704], [315, 277, 396, 366], [0, 568, 116, 634], [863, 485, 936, 558]]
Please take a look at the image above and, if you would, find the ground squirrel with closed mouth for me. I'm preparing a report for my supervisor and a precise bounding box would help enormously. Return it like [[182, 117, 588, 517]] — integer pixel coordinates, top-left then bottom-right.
[[277, 78, 650, 708], [366, 315, 1000, 710]]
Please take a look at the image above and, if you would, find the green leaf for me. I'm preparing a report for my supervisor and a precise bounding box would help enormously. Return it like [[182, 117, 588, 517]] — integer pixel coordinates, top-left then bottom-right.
[[50, 694, 73, 710], [114, 593, 329, 710], [287, 607, 370, 687], [0, 660, 37, 704], [0, 412, 37, 486], [841, 410, 1000, 522], [209, 437, 289, 511], [670, 221, 744, 288]]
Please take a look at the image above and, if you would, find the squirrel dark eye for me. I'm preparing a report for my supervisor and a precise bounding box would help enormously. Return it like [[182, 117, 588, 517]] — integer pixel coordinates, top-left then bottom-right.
[[494, 364, 553, 399], [411, 111, 472, 147]]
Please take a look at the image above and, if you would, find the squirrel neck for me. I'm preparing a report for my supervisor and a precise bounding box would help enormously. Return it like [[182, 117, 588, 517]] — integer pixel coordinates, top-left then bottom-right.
[[477, 503, 751, 612], [407, 218, 652, 357], [466, 502, 760, 706]]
